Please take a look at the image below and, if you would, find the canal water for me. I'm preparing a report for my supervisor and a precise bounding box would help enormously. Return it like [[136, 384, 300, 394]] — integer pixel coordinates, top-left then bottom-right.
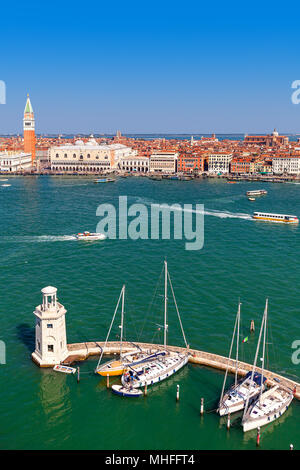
[[0, 176, 299, 450]]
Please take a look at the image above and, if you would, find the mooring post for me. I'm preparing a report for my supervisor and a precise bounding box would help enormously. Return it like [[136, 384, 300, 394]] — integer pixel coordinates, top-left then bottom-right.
[[77, 366, 80, 383], [176, 384, 180, 402], [200, 398, 204, 415], [256, 427, 260, 446], [227, 413, 231, 430], [106, 373, 109, 388], [250, 320, 255, 332], [144, 384, 147, 396], [290, 444, 294, 450]]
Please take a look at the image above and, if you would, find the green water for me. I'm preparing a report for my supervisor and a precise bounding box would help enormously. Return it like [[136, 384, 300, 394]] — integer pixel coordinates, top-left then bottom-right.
[[0, 176, 299, 450]]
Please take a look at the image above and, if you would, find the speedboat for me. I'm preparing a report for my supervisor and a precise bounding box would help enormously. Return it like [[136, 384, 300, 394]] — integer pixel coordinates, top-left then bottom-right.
[[94, 177, 116, 183], [75, 231, 106, 240], [53, 365, 76, 374], [112, 385, 143, 397], [242, 385, 294, 432]]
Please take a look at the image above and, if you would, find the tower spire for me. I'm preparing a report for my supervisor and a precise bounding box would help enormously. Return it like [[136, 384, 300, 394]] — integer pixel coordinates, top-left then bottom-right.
[[23, 93, 36, 165]]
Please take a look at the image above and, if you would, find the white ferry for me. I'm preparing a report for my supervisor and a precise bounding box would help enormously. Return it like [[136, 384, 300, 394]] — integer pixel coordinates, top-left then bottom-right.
[[252, 212, 299, 224], [246, 190, 267, 197]]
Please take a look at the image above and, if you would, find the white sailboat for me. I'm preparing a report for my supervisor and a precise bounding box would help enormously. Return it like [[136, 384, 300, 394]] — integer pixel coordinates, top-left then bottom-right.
[[242, 299, 294, 432], [95, 285, 165, 377], [218, 301, 267, 416], [121, 260, 189, 389]]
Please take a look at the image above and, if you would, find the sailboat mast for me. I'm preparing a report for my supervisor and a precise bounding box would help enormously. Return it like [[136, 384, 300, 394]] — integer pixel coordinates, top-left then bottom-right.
[[120, 285, 125, 359], [242, 301, 267, 419], [220, 302, 239, 403], [164, 260, 168, 349], [235, 301, 241, 386], [260, 298, 268, 399]]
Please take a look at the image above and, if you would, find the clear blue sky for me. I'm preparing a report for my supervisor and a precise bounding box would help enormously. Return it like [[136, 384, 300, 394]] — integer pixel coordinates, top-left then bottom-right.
[[1, 0, 300, 134]]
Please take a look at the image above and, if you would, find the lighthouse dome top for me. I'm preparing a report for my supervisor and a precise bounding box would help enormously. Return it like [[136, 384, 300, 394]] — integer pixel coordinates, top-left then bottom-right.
[[41, 286, 57, 295]]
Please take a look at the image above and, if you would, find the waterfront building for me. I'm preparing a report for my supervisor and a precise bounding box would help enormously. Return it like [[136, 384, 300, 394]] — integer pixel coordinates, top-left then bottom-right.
[[178, 153, 205, 173], [32, 286, 69, 367], [49, 136, 136, 172], [244, 129, 288, 147], [208, 152, 233, 174], [230, 157, 252, 174], [149, 152, 178, 173], [118, 155, 149, 172], [0, 151, 32, 172], [272, 155, 300, 174], [23, 94, 36, 164]]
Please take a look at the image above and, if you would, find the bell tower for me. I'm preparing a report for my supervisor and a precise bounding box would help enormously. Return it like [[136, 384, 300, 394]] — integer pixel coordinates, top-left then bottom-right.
[[23, 93, 36, 165], [32, 286, 69, 367]]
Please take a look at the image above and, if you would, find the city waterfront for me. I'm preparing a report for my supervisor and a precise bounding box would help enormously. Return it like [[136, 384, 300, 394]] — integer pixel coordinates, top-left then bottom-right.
[[0, 176, 299, 450]]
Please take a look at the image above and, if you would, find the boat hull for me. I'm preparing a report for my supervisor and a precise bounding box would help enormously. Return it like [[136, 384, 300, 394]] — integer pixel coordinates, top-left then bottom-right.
[[242, 392, 293, 432], [112, 385, 143, 397], [121, 353, 189, 388]]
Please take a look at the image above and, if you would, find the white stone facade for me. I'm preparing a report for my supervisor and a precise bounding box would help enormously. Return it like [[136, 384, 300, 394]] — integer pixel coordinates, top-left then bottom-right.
[[272, 156, 300, 174], [32, 286, 69, 367], [118, 155, 149, 172], [49, 136, 137, 173], [0, 152, 32, 172], [208, 152, 233, 174], [149, 152, 178, 173]]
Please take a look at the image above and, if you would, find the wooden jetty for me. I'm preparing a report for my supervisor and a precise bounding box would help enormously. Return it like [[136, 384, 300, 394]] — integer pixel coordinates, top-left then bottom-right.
[[63, 340, 300, 400]]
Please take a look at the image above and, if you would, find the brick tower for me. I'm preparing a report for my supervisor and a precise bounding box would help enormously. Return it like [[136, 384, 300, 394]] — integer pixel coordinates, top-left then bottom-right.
[[23, 94, 36, 165]]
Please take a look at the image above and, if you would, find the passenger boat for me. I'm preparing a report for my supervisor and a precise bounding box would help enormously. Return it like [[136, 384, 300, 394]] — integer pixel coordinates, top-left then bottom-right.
[[252, 212, 299, 224], [94, 177, 116, 183], [111, 385, 143, 397], [95, 286, 166, 377], [246, 190, 267, 196], [120, 261, 189, 389], [218, 302, 266, 416], [53, 364, 76, 374], [75, 231, 106, 240], [242, 384, 294, 432]]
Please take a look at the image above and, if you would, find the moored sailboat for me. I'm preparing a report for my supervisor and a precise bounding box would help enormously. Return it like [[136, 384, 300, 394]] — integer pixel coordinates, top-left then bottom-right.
[[121, 261, 189, 389], [95, 286, 167, 377], [242, 299, 294, 432], [218, 301, 267, 416]]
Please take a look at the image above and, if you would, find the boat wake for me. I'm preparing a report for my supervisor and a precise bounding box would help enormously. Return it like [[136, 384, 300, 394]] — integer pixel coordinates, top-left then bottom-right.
[[0, 235, 77, 243], [158, 204, 252, 221]]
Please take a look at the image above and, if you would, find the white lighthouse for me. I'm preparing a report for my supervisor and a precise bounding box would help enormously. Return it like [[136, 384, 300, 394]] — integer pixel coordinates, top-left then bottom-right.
[[32, 286, 69, 367]]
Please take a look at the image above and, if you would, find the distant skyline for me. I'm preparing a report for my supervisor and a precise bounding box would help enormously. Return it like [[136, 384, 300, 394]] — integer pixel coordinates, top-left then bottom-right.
[[1, 1, 300, 134]]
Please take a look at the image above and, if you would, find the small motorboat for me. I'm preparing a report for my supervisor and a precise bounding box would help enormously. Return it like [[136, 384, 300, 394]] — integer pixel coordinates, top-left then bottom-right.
[[53, 365, 76, 374], [94, 177, 116, 183], [75, 231, 106, 241], [248, 197, 256, 201], [112, 385, 143, 397]]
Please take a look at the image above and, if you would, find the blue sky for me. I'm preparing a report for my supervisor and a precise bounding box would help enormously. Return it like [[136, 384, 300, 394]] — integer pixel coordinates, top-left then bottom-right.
[[1, 1, 300, 134]]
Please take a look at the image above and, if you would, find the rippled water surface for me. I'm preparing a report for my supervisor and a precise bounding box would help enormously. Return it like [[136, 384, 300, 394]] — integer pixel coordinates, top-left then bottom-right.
[[0, 176, 299, 450]]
